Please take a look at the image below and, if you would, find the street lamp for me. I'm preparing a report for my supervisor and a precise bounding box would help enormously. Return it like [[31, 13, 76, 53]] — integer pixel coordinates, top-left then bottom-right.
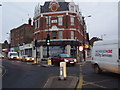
[[6, 32, 10, 44], [101, 34, 106, 40], [82, 15, 91, 62]]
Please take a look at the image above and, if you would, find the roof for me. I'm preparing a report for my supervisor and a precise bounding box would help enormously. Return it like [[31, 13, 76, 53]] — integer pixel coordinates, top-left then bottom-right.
[[10, 24, 33, 32], [94, 39, 118, 46], [41, 1, 69, 13]]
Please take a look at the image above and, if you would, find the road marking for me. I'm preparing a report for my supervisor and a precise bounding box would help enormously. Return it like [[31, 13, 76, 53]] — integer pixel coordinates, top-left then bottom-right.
[[76, 63, 114, 89], [76, 74, 83, 89], [76, 64, 84, 89], [0, 66, 7, 77], [90, 83, 108, 88], [83, 79, 113, 86]]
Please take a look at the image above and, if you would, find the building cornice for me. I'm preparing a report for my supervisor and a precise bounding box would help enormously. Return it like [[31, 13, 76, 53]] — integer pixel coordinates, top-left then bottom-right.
[[33, 11, 77, 19]]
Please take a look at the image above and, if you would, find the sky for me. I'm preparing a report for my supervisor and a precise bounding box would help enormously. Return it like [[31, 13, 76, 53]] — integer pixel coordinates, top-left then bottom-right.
[[0, 0, 119, 43]]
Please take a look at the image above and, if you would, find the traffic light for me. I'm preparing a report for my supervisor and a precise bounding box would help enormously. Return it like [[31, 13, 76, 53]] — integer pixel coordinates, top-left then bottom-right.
[[46, 34, 50, 45]]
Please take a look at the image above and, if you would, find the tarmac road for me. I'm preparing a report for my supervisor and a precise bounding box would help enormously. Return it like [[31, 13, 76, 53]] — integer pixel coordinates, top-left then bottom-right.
[[2, 59, 120, 89], [77, 62, 120, 89], [2, 59, 80, 88]]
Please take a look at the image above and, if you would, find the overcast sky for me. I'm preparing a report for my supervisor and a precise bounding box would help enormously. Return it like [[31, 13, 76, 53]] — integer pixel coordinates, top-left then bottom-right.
[[0, 0, 119, 43]]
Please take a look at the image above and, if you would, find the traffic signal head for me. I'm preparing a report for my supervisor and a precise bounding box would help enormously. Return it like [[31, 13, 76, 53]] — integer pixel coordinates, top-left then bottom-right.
[[46, 39, 50, 45], [46, 34, 50, 45]]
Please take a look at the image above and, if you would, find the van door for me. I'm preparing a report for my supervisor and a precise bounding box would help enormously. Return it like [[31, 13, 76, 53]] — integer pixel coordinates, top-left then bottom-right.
[[118, 48, 120, 73], [98, 43, 119, 74]]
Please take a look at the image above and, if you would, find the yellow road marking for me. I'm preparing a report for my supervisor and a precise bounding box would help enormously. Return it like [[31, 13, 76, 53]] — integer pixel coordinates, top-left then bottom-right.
[[83, 79, 113, 85], [76, 64, 84, 89], [76, 63, 113, 89], [90, 83, 108, 88], [76, 74, 84, 89]]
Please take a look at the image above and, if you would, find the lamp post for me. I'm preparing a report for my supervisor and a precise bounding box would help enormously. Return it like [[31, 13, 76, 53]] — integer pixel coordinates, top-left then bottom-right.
[[82, 15, 91, 62], [101, 34, 106, 40]]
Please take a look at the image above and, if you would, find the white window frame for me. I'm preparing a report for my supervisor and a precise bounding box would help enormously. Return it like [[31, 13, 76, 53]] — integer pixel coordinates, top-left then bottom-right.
[[71, 16, 74, 26], [35, 20, 37, 29], [38, 18, 40, 28], [52, 31, 57, 39], [58, 16, 63, 26], [58, 31, 63, 39], [46, 17, 51, 27], [71, 31, 74, 39]]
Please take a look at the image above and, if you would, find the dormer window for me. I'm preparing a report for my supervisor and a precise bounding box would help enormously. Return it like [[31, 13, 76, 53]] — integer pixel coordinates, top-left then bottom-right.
[[71, 6, 74, 12], [69, 2, 76, 12]]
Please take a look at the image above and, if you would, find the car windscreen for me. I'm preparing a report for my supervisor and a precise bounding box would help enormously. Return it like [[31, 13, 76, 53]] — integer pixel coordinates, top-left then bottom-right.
[[59, 54, 71, 57], [10, 53, 18, 56], [0, 53, 3, 57]]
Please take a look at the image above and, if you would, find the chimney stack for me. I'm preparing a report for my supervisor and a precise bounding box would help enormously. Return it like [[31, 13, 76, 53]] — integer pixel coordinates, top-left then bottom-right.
[[28, 18, 32, 25]]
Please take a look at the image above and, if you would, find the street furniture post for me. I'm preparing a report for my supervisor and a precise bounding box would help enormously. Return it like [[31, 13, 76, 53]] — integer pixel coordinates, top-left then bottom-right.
[[47, 57, 52, 65], [59, 62, 67, 80]]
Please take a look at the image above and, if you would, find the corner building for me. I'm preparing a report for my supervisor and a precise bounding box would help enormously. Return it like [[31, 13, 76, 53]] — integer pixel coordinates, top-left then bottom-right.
[[34, 0, 88, 59]]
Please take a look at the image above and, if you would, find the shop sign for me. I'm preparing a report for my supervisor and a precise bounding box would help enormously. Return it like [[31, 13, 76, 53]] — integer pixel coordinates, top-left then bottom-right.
[[24, 44, 32, 49]]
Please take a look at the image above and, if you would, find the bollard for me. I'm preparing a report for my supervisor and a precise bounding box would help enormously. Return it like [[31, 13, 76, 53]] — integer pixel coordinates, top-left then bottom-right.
[[34, 58, 38, 64], [47, 58, 52, 65], [59, 62, 67, 80]]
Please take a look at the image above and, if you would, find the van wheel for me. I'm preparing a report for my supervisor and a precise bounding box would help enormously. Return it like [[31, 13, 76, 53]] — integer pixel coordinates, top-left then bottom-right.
[[94, 64, 102, 74]]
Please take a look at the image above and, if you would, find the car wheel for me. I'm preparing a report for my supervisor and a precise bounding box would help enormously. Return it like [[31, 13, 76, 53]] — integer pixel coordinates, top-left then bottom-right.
[[51, 60, 54, 65], [94, 64, 102, 74]]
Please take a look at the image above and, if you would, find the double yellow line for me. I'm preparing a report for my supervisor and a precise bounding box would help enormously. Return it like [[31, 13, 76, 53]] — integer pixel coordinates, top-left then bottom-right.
[[76, 64, 111, 89], [76, 74, 84, 89], [76, 64, 84, 89]]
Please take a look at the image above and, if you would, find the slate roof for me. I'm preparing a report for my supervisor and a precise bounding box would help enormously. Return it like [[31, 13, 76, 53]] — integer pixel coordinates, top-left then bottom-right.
[[41, 1, 69, 13]]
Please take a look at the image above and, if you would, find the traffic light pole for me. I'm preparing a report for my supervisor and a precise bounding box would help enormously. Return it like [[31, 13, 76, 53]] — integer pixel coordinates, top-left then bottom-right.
[[35, 39, 38, 64], [47, 44, 49, 57], [82, 17, 86, 62], [47, 16, 50, 58]]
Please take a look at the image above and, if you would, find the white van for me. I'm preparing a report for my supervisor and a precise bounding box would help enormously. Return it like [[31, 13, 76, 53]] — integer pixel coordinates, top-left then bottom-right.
[[91, 39, 120, 74], [8, 52, 19, 60]]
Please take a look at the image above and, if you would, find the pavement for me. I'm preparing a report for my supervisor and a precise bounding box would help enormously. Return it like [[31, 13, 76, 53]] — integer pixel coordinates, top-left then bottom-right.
[[43, 76, 78, 88], [41, 59, 93, 89], [31, 60, 80, 88], [0, 65, 2, 75]]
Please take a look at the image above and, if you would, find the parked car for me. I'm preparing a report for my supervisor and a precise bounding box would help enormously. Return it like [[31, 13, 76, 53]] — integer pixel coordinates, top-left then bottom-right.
[[8, 52, 19, 60], [0, 53, 4, 59], [51, 53, 77, 66], [21, 55, 34, 62]]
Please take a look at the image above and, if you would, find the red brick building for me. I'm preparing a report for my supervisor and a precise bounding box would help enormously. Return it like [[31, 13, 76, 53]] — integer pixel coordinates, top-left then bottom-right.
[[10, 18, 34, 56], [34, 0, 89, 58]]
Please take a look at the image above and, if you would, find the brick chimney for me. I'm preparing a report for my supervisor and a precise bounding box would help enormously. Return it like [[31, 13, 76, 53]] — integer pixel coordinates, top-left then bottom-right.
[[28, 18, 32, 25]]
